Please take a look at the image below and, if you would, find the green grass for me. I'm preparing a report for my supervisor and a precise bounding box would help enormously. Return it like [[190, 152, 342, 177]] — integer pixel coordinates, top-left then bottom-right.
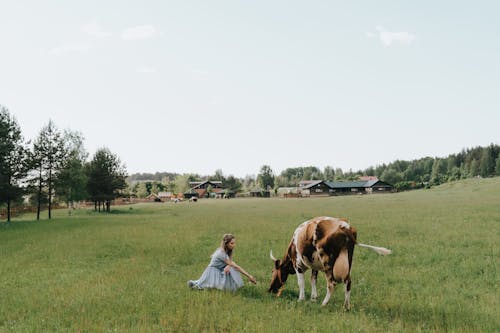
[[1, 177, 499, 332]]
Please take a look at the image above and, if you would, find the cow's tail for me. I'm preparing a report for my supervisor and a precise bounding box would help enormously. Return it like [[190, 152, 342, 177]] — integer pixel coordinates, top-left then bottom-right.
[[339, 221, 392, 255], [357, 243, 392, 255]]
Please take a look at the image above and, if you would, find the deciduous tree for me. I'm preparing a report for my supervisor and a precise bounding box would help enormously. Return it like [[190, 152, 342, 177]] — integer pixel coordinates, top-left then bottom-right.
[[257, 165, 274, 190], [55, 131, 88, 214], [86, 148, 127, 212]]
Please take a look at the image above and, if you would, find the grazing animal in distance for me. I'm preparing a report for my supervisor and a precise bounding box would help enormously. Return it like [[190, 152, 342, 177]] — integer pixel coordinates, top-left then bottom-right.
[[268, 216, 391, 309]]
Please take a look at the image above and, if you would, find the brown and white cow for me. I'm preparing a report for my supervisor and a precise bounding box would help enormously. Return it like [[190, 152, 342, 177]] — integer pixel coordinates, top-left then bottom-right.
[[268, 216, 391, 309]]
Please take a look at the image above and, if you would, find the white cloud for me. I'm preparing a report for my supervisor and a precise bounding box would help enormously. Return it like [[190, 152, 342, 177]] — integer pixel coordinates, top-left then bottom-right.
[[136, 66, 157, 73], [49, 42, 90, 56], [81, 21, 112, 38], [121, 25, 158, 40], [367, 26, 415, 47]]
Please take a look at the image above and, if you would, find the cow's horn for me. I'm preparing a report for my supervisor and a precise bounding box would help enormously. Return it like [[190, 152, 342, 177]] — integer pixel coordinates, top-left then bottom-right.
[[270, 250, 278, 261]]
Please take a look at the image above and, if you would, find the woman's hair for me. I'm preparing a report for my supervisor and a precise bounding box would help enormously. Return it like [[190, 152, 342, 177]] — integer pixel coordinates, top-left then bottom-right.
[[221, 233, 235, 257]]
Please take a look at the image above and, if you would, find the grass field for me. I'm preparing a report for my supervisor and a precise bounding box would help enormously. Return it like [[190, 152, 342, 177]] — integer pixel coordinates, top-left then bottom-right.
[[1, 178, 499, 332]]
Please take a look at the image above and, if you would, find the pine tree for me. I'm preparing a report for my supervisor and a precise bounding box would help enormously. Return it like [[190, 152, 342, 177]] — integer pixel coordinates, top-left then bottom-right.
[[0, 106, 28, 223]]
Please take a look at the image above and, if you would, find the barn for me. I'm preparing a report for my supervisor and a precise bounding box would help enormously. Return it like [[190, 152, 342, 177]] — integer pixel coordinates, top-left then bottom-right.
[[188, 180, 225, 198], [325, 179, 393, 195], [298, 180, 332, 196]]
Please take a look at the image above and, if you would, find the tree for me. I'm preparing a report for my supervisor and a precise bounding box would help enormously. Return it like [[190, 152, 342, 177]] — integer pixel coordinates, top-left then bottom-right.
[[380, 167, 402, 185], [469, 159, 479, 177], [30, 121, 66, 219], [212, 169, 226, 182], [174, 174, 198, 195], [54, 130, 88, 214], [135, 182, 149, 198], [495, 156, 500, 176], [479, 147, 495, 177], [224, 175, 242, 193], [257, 165, 274, 190], [27, 141, 46, 220], [0, 106, 28, 223], [323, 166, 336, 181], [86, 148, 127, 212], [430, 158, 447, 185], [335, 168, 345, 180], [206, 185, 213, 198], [242, 175, 257, 192]]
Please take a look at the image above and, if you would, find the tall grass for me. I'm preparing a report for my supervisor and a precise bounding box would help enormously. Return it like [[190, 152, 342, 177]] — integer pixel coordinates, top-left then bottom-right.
[[1, 177, 499, 332]]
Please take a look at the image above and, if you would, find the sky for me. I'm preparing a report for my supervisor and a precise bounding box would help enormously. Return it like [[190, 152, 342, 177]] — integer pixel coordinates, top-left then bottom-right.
[[1, 1, 499, 178]]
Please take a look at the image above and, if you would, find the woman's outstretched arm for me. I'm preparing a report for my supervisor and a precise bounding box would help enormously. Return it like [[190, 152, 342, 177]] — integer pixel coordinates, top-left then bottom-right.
[[224, 259, 257, 284]]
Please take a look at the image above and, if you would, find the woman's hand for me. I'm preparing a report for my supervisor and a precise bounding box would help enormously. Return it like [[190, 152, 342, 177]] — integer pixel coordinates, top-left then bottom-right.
[[248, 275, 257, 284], [224, 265, 231, 274]]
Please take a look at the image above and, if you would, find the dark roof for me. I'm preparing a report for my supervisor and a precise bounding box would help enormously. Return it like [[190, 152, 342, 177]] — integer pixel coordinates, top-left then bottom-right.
[[300, 180, 325, 189], [324, 180, 393, 189], [325, 181, 367, 188], [365, 179, 392, 187], [189, 180, 223, 185], [189, 180, 224, 190], [298, 180, 322, 186]]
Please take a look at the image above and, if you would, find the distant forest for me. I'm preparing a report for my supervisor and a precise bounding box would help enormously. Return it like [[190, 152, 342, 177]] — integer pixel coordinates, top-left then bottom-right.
[[128, 144, 500, 195]]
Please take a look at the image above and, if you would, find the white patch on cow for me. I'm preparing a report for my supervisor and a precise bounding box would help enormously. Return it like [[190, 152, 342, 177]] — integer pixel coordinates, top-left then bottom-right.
[[293, 221, 309, 271], [322, 280, 334, 306], [344, 285, 351, 310], [297, 272, 306, 301], [340, 221, 350, 229], [311, 273, 318, 300]]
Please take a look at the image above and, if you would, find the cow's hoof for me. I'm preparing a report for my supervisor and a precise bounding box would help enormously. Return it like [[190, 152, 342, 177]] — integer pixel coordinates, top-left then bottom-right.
[[311, 297, 318, 302]]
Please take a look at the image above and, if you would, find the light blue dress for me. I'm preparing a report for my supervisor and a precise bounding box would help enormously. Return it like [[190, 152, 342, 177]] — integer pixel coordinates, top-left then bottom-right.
[[188, 248, 244, 292]]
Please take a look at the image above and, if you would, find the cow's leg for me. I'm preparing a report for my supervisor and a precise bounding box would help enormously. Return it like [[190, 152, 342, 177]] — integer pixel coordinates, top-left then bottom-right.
[[321, 270, 336, 306], [343, 275, 351, 310], [310, 270, 318, 301], [297, 272, 306, 301]]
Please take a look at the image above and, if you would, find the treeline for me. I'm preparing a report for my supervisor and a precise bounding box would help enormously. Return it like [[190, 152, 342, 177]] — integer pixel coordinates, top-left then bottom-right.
[[4, 103, 499, 220], [128, 145, 500, 198], [0, 105, 127, 222]]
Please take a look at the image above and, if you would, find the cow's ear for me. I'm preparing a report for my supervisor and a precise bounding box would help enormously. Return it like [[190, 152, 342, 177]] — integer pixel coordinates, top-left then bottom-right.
[[274, 259, 281, 269]]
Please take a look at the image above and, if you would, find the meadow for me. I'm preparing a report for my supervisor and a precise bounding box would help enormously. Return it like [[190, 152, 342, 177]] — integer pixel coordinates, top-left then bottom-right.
[[1, 178, 499, 332]]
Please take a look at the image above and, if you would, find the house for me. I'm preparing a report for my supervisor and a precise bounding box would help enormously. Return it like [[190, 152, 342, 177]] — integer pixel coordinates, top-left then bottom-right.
[[158, 192, 173, 201], [325, 179, 393, 195], [299, 180, 332, 196], [276, 187, 302, 198], [294, 179, 394, 196], [188, 180, 225, 198], [146, 193, 162, 202]]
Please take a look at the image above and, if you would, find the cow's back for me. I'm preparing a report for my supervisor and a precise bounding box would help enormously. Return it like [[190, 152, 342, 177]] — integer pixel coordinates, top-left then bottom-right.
[[293, 217, 354, 273]]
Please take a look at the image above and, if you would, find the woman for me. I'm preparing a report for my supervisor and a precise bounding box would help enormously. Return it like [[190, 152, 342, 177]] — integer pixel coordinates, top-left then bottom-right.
[[188, 234, 257, 291]]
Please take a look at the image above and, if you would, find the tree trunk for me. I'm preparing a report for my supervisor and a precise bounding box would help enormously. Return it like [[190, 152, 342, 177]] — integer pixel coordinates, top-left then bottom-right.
[[37, 167, 42, 221], [94, 201, 97, 211], [48, 168, 52, 219], [7, 199, 11, 223]]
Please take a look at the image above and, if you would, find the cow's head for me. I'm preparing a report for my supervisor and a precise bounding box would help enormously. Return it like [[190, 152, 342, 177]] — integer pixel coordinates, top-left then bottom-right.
[[268, 250, 288, 296]]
